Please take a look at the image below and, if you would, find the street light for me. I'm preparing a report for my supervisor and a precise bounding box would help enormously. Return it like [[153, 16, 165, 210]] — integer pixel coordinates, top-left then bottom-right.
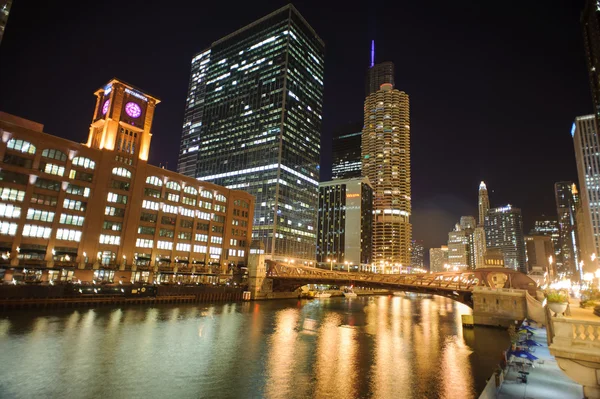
[[327, 258, 333, 271], [344, 261, 350, 273]]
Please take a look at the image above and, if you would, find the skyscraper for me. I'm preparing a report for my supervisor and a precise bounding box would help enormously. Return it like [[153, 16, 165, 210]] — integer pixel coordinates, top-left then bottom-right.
[[484, 205, 527, 273], [177, 5, 325, 261], [525, 235, 555, 275], [582, 1, 600, 118], [0, 0, 12, 45], [447, 224, 470, 270], [316, 177, 373, 269], [430, 246, 448, 273], [410, 240, 424, 268], [362, 79, 411, 267], [331, 122, 363, 180], [478, 181, 490, 226], [555, 181, 582, 278], [473, 227, 486, 269], [530, 218, 561, 271], [366, 62, 395, 96]]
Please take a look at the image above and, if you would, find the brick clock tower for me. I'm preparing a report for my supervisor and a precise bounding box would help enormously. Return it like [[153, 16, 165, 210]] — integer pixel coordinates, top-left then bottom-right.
[[86, 78, 160, 163]]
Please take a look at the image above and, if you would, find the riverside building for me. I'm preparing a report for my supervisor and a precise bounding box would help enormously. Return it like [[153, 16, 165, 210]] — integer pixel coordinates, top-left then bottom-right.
[[177, 5, 324, 262], [0, 79, 254, 284]]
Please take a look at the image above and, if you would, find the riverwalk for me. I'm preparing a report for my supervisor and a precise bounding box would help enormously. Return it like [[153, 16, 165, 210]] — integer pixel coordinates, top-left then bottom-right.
[[496, 320, 583, 399]]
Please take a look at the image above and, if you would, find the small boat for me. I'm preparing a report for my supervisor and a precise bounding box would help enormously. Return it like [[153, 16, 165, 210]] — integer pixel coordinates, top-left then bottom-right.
[[343, 288, 357, 298], [393, 292, 404, 296], [314, 291, 331, 298]]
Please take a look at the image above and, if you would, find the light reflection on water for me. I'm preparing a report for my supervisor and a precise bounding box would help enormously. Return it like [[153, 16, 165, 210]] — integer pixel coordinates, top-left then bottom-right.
[[0, 295, 508, 399]]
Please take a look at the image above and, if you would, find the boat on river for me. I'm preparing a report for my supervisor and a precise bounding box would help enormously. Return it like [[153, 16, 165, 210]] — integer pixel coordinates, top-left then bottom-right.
[[343, 288, 357, 298], [313, 291, 331, 298]]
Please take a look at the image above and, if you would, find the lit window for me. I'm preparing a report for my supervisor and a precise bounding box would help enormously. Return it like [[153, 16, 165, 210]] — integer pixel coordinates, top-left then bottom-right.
[[209, 247, 222, 255], [193, 245, 207, 253], [0, 221, 18, 236], [42, 149, 67, 161], [176, 243, 191, 252], [157, 240, 173, 250], [56, 228, 82, 242], [142, 200, 159, 210], [146, 176, 163, 186], [211, 236, 223, 244], [135, 238, 154, 248], [112, 167, 131, 178], [23, 224, 52, 239], [99, 234, 121, 245], [72, 157, 95, 169], [26, 208, 54, 222], [195, 234, 208, 242], [7, 139, 36, 154], [0, 188, 25, 202], [183, 186, 198, 195], [60, 214, 85, 226], [0, 203, 21, 219], [166, 181, 181, 191], [162, 204, 177, 214]]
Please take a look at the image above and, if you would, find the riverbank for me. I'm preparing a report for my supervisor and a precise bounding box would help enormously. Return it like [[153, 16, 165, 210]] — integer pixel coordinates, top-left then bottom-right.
[[0, 283, 244, 310]]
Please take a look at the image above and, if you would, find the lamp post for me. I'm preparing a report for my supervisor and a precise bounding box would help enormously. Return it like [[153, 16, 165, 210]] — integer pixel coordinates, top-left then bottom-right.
[[344, 261, 351, 273], [327, 258, 333, 271], [548, 255, 553, 287]]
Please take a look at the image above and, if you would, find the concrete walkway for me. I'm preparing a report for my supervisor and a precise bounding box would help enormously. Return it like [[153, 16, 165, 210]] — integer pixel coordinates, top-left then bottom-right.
[[497, 322, 583, 399]]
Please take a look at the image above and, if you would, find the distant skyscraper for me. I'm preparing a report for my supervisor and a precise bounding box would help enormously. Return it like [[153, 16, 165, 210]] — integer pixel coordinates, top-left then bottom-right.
[[317, 177, 373, 268], [473, 227, 486, 269], [484, 205, 527, 273], [572, 116, 600, 274], [362, 80, 411, 267], [0, 0, 12, 45], [366, 61, 395, 96], [460, 216, 476, 230], [331, 122, 363, 180], [530, 219, 561, 271], [410, 240, 424, 268], [430, 246, 448, 273], [555, 181, 583, 279], [582, 1, 600, 118], [478, 181, 490, 226], [525, 235, 555, 275], [448, 224, 470, 269], [177, 5, 325, 261]]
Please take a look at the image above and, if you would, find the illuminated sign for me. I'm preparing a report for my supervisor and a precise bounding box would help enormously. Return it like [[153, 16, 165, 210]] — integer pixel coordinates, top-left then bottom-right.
[[346, 193, 360, 198], [104, 84, 112, 96], [125, 88, 148, 102], [571, 122, 576, 138]]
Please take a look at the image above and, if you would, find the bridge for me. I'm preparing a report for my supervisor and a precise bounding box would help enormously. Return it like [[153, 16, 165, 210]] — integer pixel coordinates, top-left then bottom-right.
[[265, 261, 537, 307]]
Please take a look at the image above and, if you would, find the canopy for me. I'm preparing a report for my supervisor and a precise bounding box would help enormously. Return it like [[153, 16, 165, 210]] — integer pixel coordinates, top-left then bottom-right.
[[509, 350, 538, 362], [524, 339, 542, 347]]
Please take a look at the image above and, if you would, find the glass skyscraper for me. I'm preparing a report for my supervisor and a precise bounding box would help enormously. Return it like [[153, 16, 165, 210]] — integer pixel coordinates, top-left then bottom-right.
[[484, 205, 527, 273], [178, 5, 325, 261], [331, 122, 363, 180]]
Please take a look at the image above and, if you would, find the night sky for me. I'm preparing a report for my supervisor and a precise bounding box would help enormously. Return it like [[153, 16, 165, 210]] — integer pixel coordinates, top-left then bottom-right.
[[0, 0, 591, 262]]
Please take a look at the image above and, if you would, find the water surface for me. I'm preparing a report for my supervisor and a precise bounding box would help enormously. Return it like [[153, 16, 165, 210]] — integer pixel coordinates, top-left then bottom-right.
[[0, 295, 508, 399]]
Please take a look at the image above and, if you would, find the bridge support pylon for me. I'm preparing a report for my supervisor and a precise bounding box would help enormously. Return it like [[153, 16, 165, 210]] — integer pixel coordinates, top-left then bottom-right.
[[247, 241, 272, 300]]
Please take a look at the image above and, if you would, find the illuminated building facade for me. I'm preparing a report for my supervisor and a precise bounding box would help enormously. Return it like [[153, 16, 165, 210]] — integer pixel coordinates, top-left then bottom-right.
[[331, 123, 362, 180], [0, 79, 253, 284], [484, 205, 527, 273], [572, 116, 600, 275], [316, 177, 373, 269], [362, 81, 411, 267], [410, 239, 424, 268], [525, 235, 555, 275], [473, 227, 486, 269], [0, 0, 11, 45], [530, 219, 561, 271], [555, 181, 582, 279], [448, 224, 470, 269], [429, 246, 448, 273], [178, 5, 324, 262]]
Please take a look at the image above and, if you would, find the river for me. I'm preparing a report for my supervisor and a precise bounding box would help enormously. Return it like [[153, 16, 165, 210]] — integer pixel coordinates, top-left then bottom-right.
[[0, 295, 509, 399]]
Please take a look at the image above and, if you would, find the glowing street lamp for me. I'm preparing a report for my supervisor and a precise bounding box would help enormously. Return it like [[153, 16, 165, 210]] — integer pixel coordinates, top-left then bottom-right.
[[327, 258, 333, 271]]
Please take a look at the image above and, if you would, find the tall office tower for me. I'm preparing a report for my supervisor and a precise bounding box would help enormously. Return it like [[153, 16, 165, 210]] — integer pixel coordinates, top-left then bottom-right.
[[410, 240, 424, 268], [430, 246, 448, 273], [331, 122, 363, 180], [316, 177, 373, 269], [484, 205, 527, 273], [0, 0, 12, 45], [572, 116, 600, 274], [525, 235, 555, 275], [447, 224, 470, 269], [177, 5, 325, 261], [555, 181, 583, 279], [460, 216, 476, 230], [582, 1, 600, 118], [530, 219, 561, 270], [478, 181, 490, 226], [573, 183, 598, 274], [366, 62, 395, 96], [473, 227, 486, 269], [362, 81, 411, 267]]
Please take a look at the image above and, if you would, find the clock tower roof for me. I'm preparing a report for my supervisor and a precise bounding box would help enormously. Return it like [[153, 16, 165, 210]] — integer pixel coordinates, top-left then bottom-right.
[[94, 78, 161, 104]]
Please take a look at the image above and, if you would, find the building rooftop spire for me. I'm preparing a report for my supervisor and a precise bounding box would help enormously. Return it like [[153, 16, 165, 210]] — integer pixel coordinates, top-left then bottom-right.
[[479, 181, 487, 190]]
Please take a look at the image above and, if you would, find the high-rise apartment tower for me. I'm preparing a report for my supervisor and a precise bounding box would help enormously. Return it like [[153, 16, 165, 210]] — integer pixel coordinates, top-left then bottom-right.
[[478, 181, 490, 226], [362, 79, 411, 267], [484, 205, 527, 273], [177, 5, 325, 261]]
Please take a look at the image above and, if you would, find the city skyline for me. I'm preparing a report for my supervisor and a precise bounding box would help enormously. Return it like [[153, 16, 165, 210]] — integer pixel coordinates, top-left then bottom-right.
[[0, 1, 589, 256]]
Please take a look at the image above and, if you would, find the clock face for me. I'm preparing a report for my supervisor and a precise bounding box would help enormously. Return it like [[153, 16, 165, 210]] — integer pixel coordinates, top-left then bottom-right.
[[125, 102, 142, 118], [102, 100, 110, 115]]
